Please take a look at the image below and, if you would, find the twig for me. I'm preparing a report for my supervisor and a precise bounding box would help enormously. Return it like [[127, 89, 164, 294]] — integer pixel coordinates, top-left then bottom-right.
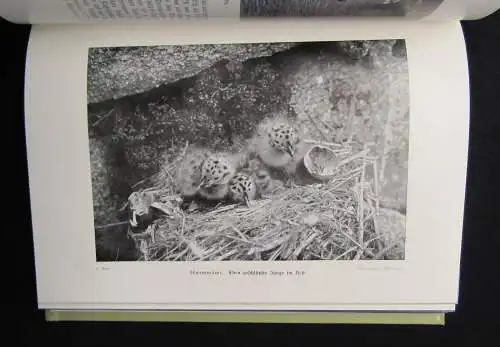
[[283, 219, 300, 227], [355, 148, 367, 260], [230, 225, 249, 241], [282, 229, 300, 259], [238, 199, 273, 217], [364, 235, 382, 250], [334, 246, 358, 260], [118, 201, 129, 211], [198, 240, 235, 261], [208, 204, 238, 214], [372, 159, 380, 210], [162, 164, 176, 186], [333, 223, 363, 249], [327, 168, 362, 190], [269, 245, 285, 261], [91, 107, 115, 127], [292, 231, 317, 258], [346, 96, 357, 143], [310, 252, 331, 260], [223, 234, 255, 245], [180, 140, 190, 157], [319, 118, 336, 132], [303, 139, 348, 148], [379, 77, 394, 186], [215, 249, 238, 261], [180, 213, 186, 237], [95, 221, 130, 230], [371, 159, 384, 252], [336, 148, 370, 169], [164, 244, 182, 259], [172, 247, 189, 261]]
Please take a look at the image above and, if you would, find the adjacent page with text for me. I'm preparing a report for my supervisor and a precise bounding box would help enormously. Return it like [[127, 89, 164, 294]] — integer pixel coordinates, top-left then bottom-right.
[[24, 18, 469, 311], [1, 0, 499, 24]]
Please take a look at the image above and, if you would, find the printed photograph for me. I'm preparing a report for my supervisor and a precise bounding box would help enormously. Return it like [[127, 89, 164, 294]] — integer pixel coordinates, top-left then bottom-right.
[[240, 0, 444, 18], [87, 39, 409, 262]]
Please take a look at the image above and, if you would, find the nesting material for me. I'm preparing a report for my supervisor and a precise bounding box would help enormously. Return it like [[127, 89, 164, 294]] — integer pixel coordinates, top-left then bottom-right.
[[127, 141, 404, 261]]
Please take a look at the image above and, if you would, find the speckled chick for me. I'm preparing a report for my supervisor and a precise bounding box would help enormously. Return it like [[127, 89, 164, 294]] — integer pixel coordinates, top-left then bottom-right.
[[253, 168, 284, 197], [255, 121, 302, 170], [175, 148, 207, 198], [228, 172, 257, 207], [197, 154, 235, 201]]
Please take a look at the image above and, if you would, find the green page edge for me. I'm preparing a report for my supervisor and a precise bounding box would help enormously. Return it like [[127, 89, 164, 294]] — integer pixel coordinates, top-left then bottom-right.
[[45, 310, 445, 325]]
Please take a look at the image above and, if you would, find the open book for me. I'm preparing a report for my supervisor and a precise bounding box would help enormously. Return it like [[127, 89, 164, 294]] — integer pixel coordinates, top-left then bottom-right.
[[4, 1, 499, 318]]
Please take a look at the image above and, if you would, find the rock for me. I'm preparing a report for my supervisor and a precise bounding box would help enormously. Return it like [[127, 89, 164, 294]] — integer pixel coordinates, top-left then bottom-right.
[[88, 137, 118, 226], [282, 40, 409, 207], [284, 40, 408, 141], [87, 43, 296, 104], [95, 226, 141, 262], [89, 137, 139, 261], [373, 208, 406, 260], [92, 58, 291, 177], [337, 40, 372, 60]]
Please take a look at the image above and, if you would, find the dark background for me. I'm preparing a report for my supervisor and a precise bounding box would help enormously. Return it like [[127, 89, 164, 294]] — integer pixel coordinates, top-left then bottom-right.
[[5, 9, 500, 346]]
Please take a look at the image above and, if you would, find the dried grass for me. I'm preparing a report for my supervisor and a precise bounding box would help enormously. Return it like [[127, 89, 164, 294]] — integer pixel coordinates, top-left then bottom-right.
[[126, 141, 402, 261]]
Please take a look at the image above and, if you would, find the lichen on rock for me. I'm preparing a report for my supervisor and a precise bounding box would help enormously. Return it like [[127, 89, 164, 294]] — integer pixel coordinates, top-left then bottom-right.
[[87, 43, 297, 104]]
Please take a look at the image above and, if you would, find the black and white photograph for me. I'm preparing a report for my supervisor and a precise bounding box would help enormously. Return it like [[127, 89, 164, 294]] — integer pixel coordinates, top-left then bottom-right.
[[240, 0, 444, 18], [87, 39, 409, 262]]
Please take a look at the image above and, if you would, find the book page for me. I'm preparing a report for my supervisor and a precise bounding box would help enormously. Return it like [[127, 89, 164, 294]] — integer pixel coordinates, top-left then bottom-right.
[[46, 302, 457, 311], [2, 0, 497, 24], [0, 0, 240, 24], [24, 18, 469, 310], [424, 0, 499, 20]]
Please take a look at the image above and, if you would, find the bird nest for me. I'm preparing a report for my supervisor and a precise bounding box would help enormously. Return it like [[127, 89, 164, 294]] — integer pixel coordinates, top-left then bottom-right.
[[125, 141, 404, 261]]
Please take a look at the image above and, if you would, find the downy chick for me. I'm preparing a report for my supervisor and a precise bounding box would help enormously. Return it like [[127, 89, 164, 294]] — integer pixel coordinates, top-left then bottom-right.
[[228, 172, 257, 207], [197, 154, 236, 201], [174, 147, 208, 198], [259, 122, 301, 169]]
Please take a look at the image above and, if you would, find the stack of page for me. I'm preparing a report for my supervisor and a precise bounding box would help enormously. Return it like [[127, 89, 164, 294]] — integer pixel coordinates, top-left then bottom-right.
[[4, 0, 498, 323]]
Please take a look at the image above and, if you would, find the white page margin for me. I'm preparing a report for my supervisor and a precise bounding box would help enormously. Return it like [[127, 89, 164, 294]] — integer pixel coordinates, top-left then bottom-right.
[[24, 18, 469, 310]]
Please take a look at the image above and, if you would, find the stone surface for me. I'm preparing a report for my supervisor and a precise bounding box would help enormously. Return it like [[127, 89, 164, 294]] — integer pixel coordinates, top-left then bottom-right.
[[87, 43, 296, 104], [89, 137, 139, 261], [374, 208, 406, 260]]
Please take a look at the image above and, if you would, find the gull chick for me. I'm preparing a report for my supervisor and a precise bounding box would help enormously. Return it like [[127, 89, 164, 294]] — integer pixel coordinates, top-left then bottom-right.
[[228, 172, 257, 207], [197, 154, 235, 201], [175, 148, 208, 198], [255, 120, 302, 170]]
